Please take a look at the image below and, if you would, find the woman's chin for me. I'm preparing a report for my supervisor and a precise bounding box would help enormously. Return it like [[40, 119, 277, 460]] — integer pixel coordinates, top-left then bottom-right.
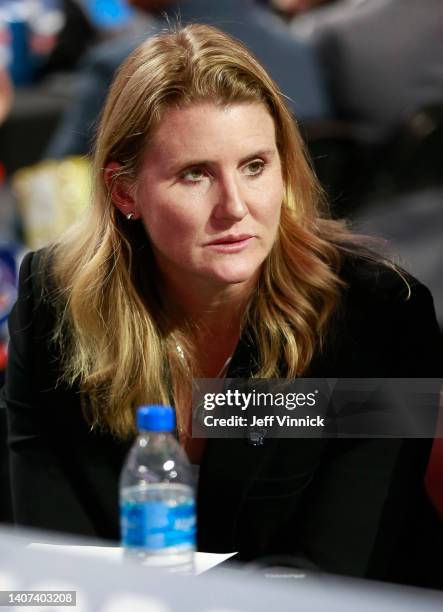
[[203, 264, 261, 288]]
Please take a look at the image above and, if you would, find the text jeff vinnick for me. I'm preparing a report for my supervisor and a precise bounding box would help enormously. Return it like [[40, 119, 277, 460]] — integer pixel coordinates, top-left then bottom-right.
[[203, 414, 325, 427]]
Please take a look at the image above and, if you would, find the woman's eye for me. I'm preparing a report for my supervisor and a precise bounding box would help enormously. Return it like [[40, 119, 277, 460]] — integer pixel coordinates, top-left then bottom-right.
[[182, 168, 205, 182], [244, 160, 265, 176]]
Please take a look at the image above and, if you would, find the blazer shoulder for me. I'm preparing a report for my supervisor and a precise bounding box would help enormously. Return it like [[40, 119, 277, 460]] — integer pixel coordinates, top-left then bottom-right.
[[18, 246, 49, 278], [12, 248, 56, 334], [328, 255, 442, 377], [339, 255, 431, 308]]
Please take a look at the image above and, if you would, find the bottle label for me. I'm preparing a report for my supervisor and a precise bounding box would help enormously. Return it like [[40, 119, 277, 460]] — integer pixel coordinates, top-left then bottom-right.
[[121, 498, 196, 549]]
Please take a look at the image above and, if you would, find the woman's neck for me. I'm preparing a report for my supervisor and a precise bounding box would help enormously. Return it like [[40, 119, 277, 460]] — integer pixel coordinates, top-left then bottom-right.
[[163, 275, 255, 336], [163, 276, 254, 377]]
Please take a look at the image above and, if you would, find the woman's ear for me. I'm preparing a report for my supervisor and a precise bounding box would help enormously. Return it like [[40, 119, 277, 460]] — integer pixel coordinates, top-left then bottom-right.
[[104, 161, 140, 219]]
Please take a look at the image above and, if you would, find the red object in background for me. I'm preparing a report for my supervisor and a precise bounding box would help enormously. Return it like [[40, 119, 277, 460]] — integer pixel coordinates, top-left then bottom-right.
[[0, 341, 7, 371], [425, 394, 443, 520], [30, 33, 58, 55]]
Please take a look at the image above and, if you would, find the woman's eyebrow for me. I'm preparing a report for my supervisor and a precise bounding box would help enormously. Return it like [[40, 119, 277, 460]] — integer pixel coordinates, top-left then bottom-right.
[[169, 149, 277, 173], [239, 149, 277, 164]]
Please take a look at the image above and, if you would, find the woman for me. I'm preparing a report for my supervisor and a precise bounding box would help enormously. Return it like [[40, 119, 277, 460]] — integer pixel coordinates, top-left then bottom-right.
[[4, 24, 442, 585]]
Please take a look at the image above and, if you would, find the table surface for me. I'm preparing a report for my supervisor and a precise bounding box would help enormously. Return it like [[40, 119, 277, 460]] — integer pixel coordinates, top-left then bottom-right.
[[28, 542, 237, 575]]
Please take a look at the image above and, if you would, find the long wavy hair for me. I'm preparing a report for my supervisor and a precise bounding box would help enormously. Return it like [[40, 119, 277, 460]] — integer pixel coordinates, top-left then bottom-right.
[[46, 24, 383, 438]]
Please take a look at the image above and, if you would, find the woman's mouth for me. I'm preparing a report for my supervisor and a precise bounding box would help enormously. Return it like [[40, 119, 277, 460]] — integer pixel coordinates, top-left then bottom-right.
[[205, 235, 254, 252]]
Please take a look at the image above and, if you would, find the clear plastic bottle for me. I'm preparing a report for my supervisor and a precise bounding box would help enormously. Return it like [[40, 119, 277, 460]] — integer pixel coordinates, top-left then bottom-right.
[[120, 405, 196, 572]]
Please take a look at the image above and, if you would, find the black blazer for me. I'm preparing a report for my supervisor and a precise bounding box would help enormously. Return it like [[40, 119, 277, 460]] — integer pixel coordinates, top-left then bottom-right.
[[3, 251, 443, 587]]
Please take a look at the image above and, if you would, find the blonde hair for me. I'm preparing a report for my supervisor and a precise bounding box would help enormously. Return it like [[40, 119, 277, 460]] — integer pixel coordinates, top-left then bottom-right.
[[46, 24, 381, 438]]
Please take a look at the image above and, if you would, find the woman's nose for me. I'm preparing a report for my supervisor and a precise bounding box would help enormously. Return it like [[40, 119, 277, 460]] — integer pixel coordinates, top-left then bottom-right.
[[212, 175, 248, 221]]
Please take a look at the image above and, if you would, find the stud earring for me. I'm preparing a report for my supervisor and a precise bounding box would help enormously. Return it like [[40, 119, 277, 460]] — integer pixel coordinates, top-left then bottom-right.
[[126, 212, 135, 221]]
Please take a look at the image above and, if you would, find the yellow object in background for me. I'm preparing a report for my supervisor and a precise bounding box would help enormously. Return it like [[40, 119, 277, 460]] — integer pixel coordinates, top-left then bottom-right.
[[12, 157, 91, 250]]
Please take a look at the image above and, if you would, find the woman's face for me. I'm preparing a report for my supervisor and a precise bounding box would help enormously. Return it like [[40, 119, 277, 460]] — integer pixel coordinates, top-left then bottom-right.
[[133, 102, 284, 292]]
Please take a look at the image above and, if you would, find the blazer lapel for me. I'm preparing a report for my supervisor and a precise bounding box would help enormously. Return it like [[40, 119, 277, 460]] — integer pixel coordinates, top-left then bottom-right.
[[196, 331, 276, 552]]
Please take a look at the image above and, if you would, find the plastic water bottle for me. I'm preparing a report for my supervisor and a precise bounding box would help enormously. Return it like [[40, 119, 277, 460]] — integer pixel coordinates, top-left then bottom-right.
[[120, 405, 196, 572]]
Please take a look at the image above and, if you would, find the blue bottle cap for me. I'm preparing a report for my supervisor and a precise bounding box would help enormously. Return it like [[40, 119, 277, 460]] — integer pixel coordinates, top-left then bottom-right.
[[137, 405, 175, 432]]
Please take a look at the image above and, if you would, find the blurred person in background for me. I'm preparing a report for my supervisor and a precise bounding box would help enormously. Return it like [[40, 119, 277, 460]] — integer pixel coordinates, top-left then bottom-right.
[[287, 0, 443, 328], [36, 0, 97, 78], [287, 0, 443, 329], [290, 0, 443, 143], [44, 0, 331, 159], [0, 0, 96, 85], [3, 24, 443, 588], [262, 0, 338, 21]]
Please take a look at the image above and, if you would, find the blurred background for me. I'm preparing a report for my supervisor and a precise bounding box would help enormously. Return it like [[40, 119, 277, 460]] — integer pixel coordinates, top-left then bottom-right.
[[0, 0, 442, 395]]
